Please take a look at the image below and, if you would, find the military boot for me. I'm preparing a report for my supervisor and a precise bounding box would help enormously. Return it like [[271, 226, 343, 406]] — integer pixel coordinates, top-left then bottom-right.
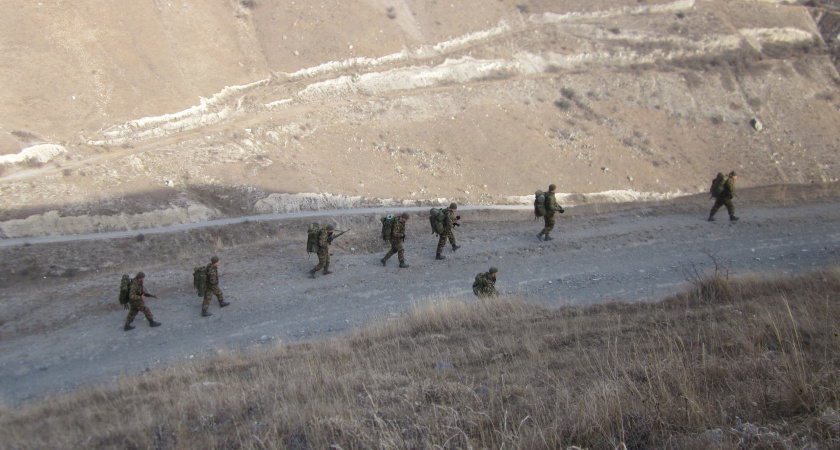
[[380, 257, 387, 266], [308, 269, 317, 279], [323, 269, 333, 275], [202, 310, 212, 317], [544, 235, 553, 241], [436, 253, 446, 260], [708, 215, 715, 222], [399, 262, 410, 268], [149, 320, 162, 327], [536, 231, 544, 241], [219, 301, 230, 308], [452, 244, 461, 251], [730, 216, 739, 221], [124, 323, 135, 331]]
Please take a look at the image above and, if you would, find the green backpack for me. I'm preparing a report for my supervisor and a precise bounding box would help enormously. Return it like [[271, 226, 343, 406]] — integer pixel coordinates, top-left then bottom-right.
[[429, 208, 445, 235], [710, 172, 726, 197], [380, 215, 395, 241], [473, 272, 491, 297], [118, 274, 131, 307], [193, 266, 208, 297], [534, 190, 546, 218], [306, 223, 321, 253]]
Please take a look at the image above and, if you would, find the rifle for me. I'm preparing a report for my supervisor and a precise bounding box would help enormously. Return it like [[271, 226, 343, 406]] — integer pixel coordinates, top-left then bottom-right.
[[143, 291, 157, 299], [327, 229, 348, 244]]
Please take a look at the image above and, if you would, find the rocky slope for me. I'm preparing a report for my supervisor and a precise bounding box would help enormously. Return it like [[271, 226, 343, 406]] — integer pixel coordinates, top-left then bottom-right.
[[1, 0, 840, 238]]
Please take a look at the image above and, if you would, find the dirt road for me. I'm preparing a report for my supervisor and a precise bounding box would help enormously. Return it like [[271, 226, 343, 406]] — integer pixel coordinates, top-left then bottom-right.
[[2, 193, 839, 404]]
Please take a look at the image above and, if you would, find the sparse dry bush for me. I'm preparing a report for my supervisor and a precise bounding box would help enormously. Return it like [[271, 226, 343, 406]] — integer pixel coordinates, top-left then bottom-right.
[[3, 268, 840, 448]]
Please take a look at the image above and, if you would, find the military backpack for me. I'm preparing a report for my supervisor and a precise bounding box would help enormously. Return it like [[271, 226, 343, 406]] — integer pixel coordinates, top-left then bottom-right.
[[710, 172, 726, 198], [306, 223, 321, 253], [380, 214, 396, 241], [118, 274, 131, 307], [472, 272, 491, 297], [534, 190, 546, 218], [193, 266, 208, 297], [429, 208, 445, 235]]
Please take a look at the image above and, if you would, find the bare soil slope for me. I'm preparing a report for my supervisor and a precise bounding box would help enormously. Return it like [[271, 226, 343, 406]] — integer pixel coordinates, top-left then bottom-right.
[[1, 0, 840, 239]]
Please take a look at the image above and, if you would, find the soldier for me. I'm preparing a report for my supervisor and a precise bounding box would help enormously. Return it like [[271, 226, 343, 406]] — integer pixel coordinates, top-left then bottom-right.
[[473, 267, 499, 298], [202, 256, 230, 317], [709, 171, 739, 222], [309, 224, 334, 278], [435, 203, 461, 260], [381, 212, 410, 268], [124, 272, 161, 331], [537, 184, 565, 241]]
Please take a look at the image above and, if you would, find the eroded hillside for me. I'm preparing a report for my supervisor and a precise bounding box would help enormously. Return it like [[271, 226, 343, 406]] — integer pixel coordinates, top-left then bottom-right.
[[1, 0, 839, 238]]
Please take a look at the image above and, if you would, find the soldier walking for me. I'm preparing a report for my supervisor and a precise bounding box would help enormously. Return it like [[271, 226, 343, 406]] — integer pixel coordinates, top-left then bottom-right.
[[709, 171, 739, 222], [435, 203, 461, 260], [309, 224, 335, 278], [381, 212, 410, 268], [473, 267, 499, 298], [202, 256, 230, 317], [124, 272, 161, 331], [537, 184, 565, 241]]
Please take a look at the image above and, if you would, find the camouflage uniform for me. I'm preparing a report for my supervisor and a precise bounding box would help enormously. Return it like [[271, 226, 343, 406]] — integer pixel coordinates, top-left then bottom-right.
[[202, 262, 226, 313], [539, 189, 563, 240], [472, 270, 498, 298], [709, 173, 738, 221], [436, 208, 459, 255], [125, 277, 154, 327], [383, 217, 407, 265], [310, 228, 332, 274]]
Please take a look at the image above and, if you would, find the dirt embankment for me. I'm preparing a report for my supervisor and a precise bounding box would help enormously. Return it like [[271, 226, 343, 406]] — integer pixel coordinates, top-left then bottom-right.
[[2, 0, 840, 239]]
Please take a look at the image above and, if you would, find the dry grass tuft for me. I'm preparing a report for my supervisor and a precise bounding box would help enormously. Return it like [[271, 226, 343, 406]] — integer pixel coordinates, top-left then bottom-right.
[[3, 268, 840, 448]]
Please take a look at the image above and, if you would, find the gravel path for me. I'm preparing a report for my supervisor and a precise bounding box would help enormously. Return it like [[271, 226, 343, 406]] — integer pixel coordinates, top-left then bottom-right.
[[1, 198, 839, 404]]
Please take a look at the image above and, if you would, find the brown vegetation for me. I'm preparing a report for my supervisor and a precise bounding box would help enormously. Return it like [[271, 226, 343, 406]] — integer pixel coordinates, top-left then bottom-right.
[[2, 268, 840, 448]]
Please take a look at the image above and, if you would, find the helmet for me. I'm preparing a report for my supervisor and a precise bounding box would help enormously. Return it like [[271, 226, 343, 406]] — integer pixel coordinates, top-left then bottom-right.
[[548, 184, 556, 191], [449, 202, 458, 210], [401, 212, 410, 219], [729, 171, 737, 177], [489, 267, 499, 274], [326, 224, 334, 231], [135, 272, 146, 279], [211, 256, 219, 264]]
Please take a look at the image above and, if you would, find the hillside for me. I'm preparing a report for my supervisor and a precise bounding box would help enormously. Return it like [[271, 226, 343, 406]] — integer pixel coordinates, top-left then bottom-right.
[[1, 0, 840, 238]]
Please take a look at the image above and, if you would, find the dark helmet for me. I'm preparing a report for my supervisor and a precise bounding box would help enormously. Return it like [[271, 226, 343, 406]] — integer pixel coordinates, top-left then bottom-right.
[[401, 212, 410, 219], [449, 202, 458, 210], [548, 184, 557, 192], [489, 267, 499, 274], [135, 272, 146, 280], [211, 256, 219, 264], [729, 170, 737, 177], [326, 224, 334, 231]]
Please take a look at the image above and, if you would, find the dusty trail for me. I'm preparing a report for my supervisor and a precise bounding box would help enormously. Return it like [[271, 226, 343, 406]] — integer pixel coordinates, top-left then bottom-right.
[[1, 199, 839, 404]]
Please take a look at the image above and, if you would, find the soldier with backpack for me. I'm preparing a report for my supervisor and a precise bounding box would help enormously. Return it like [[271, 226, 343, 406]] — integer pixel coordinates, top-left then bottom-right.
[[202, 256, 230, 317], [473, 267, 499, 298], [708, 171, 739, 222], [309, 224, 335, 278], [537, 184, 565, 241], [435, 203, 461, 260], [381, 212, 410, 268], [124, 272, 161, 331]]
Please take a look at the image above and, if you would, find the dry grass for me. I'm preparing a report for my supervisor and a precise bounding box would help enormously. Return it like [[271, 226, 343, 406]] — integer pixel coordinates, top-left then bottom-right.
[[3, 269, 840, 449]]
